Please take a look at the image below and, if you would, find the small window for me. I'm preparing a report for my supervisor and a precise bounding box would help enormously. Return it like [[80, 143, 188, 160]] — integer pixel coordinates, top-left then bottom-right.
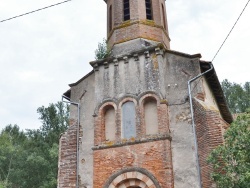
[[109, 5, 112, 32], [145, 0, 153, 20], [105, 107, 116, 141], [162, 4, 166, 29], [123, 0, 130, 21], [122, 101, 136, 138], [144, 98, 158, 135]]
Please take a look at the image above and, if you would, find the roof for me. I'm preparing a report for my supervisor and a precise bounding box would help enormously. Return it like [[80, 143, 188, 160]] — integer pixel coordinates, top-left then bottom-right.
[[200, 61, 233, 123]]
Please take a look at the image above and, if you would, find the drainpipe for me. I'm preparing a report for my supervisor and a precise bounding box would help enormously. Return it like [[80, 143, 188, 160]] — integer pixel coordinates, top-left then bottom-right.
[[188, 63, 213, 188], [62, 95, 80, 188]]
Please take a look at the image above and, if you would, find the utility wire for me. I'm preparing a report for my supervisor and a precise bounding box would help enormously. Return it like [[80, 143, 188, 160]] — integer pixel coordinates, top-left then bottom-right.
[[0, 0, 73, 23], [212, 0, 250, 62]]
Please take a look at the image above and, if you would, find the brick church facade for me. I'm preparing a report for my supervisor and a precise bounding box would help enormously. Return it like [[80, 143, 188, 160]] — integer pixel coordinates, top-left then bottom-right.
[[58, 0, 233, 187]]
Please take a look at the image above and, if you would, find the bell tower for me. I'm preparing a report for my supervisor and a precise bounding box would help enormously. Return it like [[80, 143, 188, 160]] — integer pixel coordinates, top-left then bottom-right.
[[105, 0, 170, 55]]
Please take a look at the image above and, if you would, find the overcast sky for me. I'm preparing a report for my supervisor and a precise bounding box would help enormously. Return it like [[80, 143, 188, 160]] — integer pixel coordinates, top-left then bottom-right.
[[0, 0, 249, 131]]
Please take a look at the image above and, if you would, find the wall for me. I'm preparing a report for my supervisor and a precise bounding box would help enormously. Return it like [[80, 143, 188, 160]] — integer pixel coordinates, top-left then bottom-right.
[[164, 52, 202, 188], [193, 99, 229, 188], [201, 77, 220, 111], [93, 139, 173, 188], [78, 74, 96, 188], [58, 47, 206, 187], [58, 119, 77, 188], [60, 73, 96, 188]]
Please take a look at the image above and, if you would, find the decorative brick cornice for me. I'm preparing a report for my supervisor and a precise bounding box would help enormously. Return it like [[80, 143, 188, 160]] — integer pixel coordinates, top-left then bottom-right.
[[92, 133, 171, 150], [70, 50, 201, 87], [107, 19, 171, 41], [89, 46, 163, 70], [89, 46, 201, 72]]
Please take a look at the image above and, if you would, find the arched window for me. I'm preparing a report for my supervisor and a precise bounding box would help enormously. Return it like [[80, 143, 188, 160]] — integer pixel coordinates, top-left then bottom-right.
[[144, 98, 158, 135], [162, 4, 167, 29], [109, 5, 112, 32], [145, 0, 153, 20], [122, 101, 136, 138], [123, 0, 130, 21], [104, 106, 116, 141]]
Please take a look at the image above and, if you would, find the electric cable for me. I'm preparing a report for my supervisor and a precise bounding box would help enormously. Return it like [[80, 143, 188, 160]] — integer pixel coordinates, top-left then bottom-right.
[[0, 0, 73, 23], [212, 0, 250, 62]]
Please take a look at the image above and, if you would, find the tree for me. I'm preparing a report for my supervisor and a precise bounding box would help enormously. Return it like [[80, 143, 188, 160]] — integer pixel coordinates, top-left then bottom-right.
[[23, 101, 69, 188], [0, 101, 69, 188], [221, 79, 250, 113], [0, 125, 27, 187], [95, 38, 110, 60], [36, 101, 69, 146], [207, 109, 250, 188]]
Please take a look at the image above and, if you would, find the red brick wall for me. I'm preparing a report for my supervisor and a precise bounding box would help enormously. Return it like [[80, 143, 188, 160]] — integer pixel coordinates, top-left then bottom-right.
[[193, 99, 229, 188], [93, 139, 173, 188], [57, 119, 77, 188]]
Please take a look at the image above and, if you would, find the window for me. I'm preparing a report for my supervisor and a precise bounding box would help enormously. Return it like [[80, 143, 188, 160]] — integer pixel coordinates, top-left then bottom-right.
[[144, 98, 158, 135], [105, 107, 116, 141], [162, 4, 166, 29], [122, 101, 136, 138], [145, 0, 153, 20], [123, 0, 130, 21], [109, 5, 112, 32]]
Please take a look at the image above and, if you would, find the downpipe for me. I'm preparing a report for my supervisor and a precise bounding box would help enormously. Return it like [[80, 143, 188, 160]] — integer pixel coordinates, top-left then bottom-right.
[[188, 63, 213, 188], [62, 95, 80, 188]]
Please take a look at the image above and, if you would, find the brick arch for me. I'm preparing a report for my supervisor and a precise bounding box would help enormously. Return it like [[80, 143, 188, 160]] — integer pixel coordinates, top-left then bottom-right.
[[115, 178, 148, 188], [139, 93, 160, 106], [138, 93, 169, 136], [139, 94, 159, 135], [104, 168, 161, 188], [94, 101, 118, 145], [99, 102, 117, 113], [94, 99, 118, 116], [138, 91, 163, 102], [118, 96, 138, 109]]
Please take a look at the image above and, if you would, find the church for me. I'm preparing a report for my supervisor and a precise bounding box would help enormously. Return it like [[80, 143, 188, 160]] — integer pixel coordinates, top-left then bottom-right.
[[58, 0, 233, 187]]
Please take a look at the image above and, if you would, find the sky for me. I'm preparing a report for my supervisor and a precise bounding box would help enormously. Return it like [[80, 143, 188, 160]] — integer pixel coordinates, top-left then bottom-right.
[[0, 0, 249, 131]]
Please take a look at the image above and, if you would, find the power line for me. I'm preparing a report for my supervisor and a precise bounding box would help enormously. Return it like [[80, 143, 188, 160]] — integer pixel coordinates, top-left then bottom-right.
[[0, 0, 73, 23], [212, 0, 250, 62]]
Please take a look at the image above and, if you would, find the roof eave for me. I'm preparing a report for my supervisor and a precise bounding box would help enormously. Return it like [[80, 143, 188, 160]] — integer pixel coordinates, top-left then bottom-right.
[[200, 61, 233, 123]]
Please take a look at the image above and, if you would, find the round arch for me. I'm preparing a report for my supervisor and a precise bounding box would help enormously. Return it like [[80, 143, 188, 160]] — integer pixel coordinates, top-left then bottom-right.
[[104, 168, 161, 188]]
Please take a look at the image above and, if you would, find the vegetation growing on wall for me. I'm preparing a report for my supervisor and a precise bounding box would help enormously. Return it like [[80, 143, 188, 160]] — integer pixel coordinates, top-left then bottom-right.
[[95, 38, 110, 60]]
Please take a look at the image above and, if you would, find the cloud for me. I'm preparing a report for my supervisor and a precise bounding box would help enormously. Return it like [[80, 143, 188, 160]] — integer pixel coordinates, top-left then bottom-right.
[[167, 0, 250, 83], [0, 0, 249, 131]]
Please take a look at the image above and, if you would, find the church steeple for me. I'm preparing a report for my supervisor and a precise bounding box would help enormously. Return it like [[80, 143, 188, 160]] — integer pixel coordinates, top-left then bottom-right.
[[105, 0, 170, 55]]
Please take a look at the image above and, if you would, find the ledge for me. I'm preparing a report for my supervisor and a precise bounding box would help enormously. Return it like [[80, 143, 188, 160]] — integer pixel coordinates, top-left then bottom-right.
[[92, 133, 171, 150], [107, 19, 171, 41]]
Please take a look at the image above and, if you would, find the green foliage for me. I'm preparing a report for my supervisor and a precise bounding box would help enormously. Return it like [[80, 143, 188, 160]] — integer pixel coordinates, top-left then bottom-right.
[[0, 101, 69, 188], [222, 79, 250, 113], [207, 110, 250, 188], [95, 38, 110, 60], [0, 125, 25, 188]]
